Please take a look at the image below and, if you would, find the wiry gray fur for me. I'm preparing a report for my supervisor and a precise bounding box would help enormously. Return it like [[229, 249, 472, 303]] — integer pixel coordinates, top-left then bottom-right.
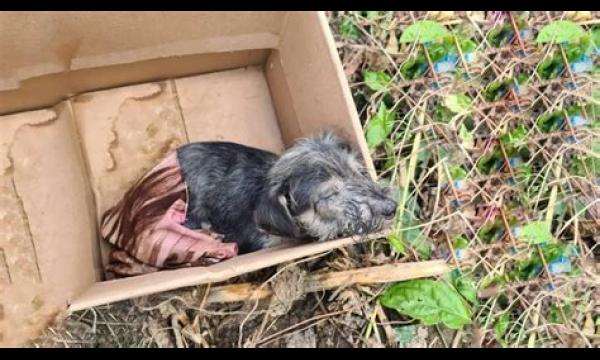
[[177, 131, 397, 254]]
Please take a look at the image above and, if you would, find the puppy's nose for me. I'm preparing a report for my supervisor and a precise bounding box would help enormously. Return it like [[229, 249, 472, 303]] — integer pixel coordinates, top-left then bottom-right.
[[382, 200, 397, 219]]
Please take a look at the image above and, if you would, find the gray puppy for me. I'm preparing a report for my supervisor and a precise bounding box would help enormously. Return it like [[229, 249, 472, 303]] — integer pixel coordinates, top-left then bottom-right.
[[177, 131, 397, 253]]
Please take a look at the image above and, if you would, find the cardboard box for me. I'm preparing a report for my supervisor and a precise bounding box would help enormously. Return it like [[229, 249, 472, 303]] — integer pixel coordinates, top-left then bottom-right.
[[0, 11, 379, 346]]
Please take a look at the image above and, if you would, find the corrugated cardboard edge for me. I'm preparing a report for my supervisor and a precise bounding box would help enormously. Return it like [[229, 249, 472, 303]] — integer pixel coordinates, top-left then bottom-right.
[[315, 12, 377, 180], [67, 231, 390, 312]]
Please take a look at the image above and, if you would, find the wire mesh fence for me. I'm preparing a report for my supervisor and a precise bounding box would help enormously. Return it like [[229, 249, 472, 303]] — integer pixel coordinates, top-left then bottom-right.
[[328, 11, 599, 347]]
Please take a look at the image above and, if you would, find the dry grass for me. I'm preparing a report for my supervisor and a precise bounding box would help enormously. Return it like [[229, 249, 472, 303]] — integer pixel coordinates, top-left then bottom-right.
[[31, 11, 600, 348]]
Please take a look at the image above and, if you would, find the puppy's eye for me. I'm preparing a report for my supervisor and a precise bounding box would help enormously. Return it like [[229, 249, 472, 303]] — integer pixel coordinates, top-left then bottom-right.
[[314, 191, 338, 211], [324, 191, 338, 199], [338, 142, 352, 152]]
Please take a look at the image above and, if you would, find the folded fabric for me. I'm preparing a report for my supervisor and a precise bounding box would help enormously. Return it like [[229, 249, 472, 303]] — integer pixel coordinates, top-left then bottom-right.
[[100, 151, 238, 277]]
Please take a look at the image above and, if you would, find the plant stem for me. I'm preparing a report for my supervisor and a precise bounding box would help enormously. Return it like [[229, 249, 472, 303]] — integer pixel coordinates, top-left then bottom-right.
[[422, 44, 441, 86], [396, 110, 425, 246]]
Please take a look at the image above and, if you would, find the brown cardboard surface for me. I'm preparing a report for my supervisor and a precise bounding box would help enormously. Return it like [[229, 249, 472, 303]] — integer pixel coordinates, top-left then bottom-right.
[[0, 49, 270, 117], [0, 11, 379, 346], [0, 12, 284, 91], [71, 82, 188, 215], [175, 66, 285, 153], [0, 106, 98, 347], [68, 232, 387, 312]]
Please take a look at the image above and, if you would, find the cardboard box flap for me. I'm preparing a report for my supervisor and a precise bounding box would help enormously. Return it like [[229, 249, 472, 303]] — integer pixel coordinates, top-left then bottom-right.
[[68, 232, 385, 312], [0, 11, 285, 91], [0, 105, 98, 347]]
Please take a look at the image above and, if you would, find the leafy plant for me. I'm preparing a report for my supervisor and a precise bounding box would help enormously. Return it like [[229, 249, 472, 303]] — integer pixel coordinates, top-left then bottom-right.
[[452, 235, 469, 250], [399, 54, 429, 79], [484, 79, 513, 102], [393, 326, 418, 347], [536, 110, 564, 133], [569, 142, 600, 177], [477, 218, 506, 243], [507, 243, 576, 282], [380, 279, 472, 330], [340, 17, 361, 40], [592, 26, 600, 49], [390, 189, 431, 258], [476, 148, 504, 175], [548, 303, 572, 324], [487, 24, 516, 48], [499, 125, 528, 149], [448, 165, 468, 181], [458, 123, 474, 149], [512, 221, 552, 245], [444, 94, 473, 114], [494, 312, 510, 342], [536, 20, 586, 44], [365, 11, 379, 20], [432, 102, 455, 122], [365, 102, 395, 148], [536, 53, 565, 79], [363, 70, 392, 92], [399, 20, 450, 44], [450, 269, 478, 305]]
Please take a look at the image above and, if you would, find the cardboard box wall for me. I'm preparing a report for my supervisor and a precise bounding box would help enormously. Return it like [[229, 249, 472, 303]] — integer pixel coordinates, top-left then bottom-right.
[[0, 11, 379, 346]]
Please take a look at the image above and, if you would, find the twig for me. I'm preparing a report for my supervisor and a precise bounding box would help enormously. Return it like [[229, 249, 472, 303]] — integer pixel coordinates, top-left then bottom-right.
[[205, 261, 450, 304]]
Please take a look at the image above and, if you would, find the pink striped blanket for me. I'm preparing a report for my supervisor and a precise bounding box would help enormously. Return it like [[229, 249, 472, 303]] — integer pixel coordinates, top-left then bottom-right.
[[100, 152, 238, 277]]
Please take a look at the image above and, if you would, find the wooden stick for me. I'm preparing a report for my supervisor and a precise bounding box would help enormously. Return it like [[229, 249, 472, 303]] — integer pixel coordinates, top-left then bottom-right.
[[204, 260, 450, 304]]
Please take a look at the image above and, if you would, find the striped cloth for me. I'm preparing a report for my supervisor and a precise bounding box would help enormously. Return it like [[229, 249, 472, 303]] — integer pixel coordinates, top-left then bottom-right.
[[100, 151, 238, 277]]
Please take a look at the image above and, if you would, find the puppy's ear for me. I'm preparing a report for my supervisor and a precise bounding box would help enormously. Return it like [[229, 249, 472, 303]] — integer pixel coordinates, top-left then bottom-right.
[[255, 190, 302, 239]]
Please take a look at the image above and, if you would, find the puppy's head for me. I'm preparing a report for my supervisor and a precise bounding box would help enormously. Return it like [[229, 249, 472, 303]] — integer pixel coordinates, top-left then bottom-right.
[[255, 131, 397, 241]]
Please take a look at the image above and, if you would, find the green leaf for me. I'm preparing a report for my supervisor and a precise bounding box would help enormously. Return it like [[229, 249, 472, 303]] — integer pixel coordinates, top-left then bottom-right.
[[494, 313, 510, 341], [477, 219, 506, 244], [363, 70, 392, 92], [484, 79, 512, 102], [592, 27, 600, 48], [513, 221, 552, 245], [380, 279, 472, 330], [366, 102, 395, 148], [536, 53, 565, 79], [486, 24, 515, 48], [432, 103, 455, 123], [448, 165, 467, 181], [458, 124, 474, 149], [537, 20, 586, 44], [500, 125, 528, 148], [387, 233, 406, 254], [570, 145, 600, 176], [452, 235, 469, 250], [399, 54, 429, 79], [444, 94, 473, 114], [340, 17, 361, 40], [548, 303, 572, 324], [399, 20, 450, 44], [458, 37, 477, 54], [365, 11, 379, 20], [476, 149, 503, 175], [536, 110, 564, 133], [450, 269, 478, 305], [393, 326, 418, 347]]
